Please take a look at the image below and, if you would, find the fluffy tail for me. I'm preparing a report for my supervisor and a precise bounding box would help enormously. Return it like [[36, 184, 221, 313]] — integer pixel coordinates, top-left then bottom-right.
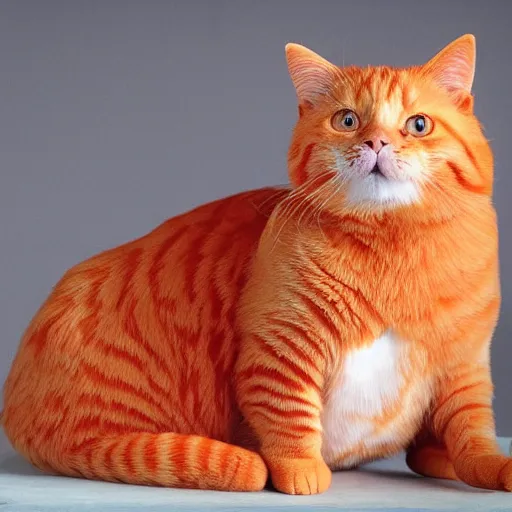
[[58, 432, 267, 491]]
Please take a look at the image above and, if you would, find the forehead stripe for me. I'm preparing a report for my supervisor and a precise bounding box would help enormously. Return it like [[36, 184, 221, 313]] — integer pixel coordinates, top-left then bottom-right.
[[386, 73, 400, 101], [355, 68, 377, 101]]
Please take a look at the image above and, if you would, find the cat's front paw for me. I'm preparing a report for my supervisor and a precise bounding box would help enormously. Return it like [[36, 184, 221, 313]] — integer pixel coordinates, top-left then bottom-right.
[[267, 457, 332, 495], [455, 454, 512, 491]]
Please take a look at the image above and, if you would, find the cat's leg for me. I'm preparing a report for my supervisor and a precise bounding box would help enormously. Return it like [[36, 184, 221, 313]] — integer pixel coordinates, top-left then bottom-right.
[[56, 432, 268, 491], [431, 362, 512, 490], [406, 431, 457, 480], [235, 330, 332, 495]]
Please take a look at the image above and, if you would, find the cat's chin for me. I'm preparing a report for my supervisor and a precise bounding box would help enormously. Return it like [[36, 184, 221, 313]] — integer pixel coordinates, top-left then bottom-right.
[[345, 175, 420, 209]]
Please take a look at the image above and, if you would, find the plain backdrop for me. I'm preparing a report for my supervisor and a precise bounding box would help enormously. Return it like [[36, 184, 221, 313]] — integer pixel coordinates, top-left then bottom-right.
[[1, 1, 511, 457]]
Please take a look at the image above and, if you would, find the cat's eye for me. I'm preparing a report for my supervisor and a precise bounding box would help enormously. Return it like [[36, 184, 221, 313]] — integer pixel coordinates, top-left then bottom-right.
[[405, 114, 433, 137], [331, 109, 360, 132]]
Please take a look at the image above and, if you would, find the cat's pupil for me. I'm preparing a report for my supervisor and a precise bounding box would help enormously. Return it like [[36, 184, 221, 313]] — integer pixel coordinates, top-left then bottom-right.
[[344, 115, 354, 127], [415, 117, 425, 132]]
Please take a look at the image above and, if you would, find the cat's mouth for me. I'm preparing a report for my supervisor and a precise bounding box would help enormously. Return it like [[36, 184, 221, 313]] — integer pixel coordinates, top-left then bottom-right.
[[370, 163, 385, 178]]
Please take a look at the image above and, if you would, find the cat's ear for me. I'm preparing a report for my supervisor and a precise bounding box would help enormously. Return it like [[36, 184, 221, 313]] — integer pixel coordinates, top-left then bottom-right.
[[423, 34, 476, 94], [285, 43, 337, 106]]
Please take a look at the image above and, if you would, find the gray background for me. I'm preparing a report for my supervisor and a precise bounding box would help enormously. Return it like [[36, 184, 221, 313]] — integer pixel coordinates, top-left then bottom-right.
[[0, 0, 511, 458]]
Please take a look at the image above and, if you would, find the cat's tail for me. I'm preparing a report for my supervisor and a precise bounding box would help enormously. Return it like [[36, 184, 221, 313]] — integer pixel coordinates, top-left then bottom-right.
[[57, 432, 268, 491]]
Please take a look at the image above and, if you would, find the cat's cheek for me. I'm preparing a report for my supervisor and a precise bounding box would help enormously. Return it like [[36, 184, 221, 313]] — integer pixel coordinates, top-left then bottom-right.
[[381, 152, 426, 184], [409, 152, 431, 182], [332, 147, 377, 181], [348, 153, 377, 180]]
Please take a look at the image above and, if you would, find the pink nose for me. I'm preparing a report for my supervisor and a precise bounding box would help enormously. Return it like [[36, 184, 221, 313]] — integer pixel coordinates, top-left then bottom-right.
[[364, 138, 390, 153]]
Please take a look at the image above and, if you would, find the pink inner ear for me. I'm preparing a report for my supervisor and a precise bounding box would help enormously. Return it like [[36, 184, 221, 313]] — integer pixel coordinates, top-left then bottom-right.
[[291, 63, 333, 103], [431, 49, 474, 92], [286, 44, 336, 105], [424, 35, 476, 94]]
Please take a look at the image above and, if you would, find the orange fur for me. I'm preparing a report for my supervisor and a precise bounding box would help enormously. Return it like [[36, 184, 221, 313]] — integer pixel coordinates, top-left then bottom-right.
[[2, 35, 509, 495]]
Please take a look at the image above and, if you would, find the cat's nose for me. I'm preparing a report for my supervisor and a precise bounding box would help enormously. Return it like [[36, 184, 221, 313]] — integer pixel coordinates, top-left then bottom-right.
[[364, 138, 390, 153]]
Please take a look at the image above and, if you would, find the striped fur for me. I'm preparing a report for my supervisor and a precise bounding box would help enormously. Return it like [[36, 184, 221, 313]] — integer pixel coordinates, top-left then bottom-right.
[[2, 35, 509, 495]]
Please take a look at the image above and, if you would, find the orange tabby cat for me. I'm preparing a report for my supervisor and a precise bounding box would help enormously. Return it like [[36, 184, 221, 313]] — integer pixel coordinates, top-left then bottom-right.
[[1, 34, 509, 495]]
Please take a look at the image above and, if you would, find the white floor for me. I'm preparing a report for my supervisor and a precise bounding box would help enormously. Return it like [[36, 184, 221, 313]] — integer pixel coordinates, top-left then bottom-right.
[[0, 431, 511, 511]]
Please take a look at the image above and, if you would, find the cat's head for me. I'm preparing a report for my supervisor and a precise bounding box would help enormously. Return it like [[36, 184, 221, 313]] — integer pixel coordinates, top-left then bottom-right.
[[285, 35, 493, 219]]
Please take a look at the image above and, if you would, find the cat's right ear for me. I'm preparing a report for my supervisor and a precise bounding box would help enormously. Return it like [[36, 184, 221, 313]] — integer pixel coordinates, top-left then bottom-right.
[[285, 43, 337, 107]]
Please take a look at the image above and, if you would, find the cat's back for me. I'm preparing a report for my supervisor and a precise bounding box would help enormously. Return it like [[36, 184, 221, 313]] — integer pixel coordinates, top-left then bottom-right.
[[28, 185, 288, 319]]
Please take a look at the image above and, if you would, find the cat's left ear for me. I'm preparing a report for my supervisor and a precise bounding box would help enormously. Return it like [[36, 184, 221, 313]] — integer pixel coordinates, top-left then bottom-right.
[[285, 43, 338, 107], [422, 34, 476, 110]]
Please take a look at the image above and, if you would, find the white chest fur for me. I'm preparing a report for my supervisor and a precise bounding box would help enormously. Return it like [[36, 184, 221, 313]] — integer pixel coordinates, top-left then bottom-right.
[[321, 331, 429, 469]]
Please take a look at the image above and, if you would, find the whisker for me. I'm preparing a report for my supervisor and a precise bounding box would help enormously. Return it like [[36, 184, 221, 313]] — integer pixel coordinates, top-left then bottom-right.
[[251, 185, 290, 213], [269, 171, 338, 251], [313, 181, 342, 240], [295, 178, 337, 230], [270, 174, 327, 228]]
